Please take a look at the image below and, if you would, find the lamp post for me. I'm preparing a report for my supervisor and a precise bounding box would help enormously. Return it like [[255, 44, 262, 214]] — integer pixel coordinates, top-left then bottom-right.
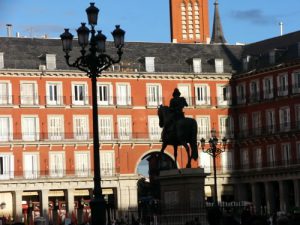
[[200, 128, 227, 206], [60, 3, 125, 225]]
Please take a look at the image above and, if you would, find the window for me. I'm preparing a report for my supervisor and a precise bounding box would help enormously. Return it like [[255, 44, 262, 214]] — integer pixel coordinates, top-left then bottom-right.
[[200, 151, 211, 173], [118, 116, 132, 140], [196, 116, 210, 140], [238, 114, 248, 137], [146, 84, 162, 107], [22, 116, 39, 141], [252, 112, 261, 135], [236, 83, 246, 104], [46, 54, 56, 70], [279, 107, 290, 131], [267, 145, 276, 167], [296, 142, 300, 162], [281, 143, 291, 166], [215, 59, 224, 73], [72, 83, 88, 105], [97, 83, 113, 106], [48, 115, 64, 140], [0, 52, 3, 69], [241, 148, 249, 169], [145, 57, 155, 72], [195, 84, 210, 105], [193, 58, 202, 73], [23, 153, 39, 179], [217, 85, 231, 106], [0, 154, 14, 179], [0, 116, 12, 141], [75, 152, 90, 177], [148, 116, 162, 140], [277, 73, 288, 96], [242, 56, 250, 71], [20, 82, 38, 105], [249, 80, 260, 102], [0, 81, 12, 105], [269, 51, 275, 64], [49, 152, 65, 177], [254, 148, 262, 169], [219, 116, 234, 138], [178, 84, 191, 105], [266, 109, 276, 134], [263, 76, 273, 99], [116, 83, 131, 106], [296, 105, 300, 129], [99, 116, 113, 140], [73, 115, 89, 140], [100, 151, 115, 176], [292, 70, 300, 93], [222, 151, 233, 172], [46, 82, 63, 105]]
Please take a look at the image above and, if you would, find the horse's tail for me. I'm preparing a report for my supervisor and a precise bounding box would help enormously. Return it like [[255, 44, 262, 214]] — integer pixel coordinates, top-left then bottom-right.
[[191, 120, 198, 160]]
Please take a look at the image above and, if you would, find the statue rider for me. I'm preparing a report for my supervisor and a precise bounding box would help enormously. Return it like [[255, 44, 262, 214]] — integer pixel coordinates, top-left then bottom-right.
[[161, 88, 188, 141]]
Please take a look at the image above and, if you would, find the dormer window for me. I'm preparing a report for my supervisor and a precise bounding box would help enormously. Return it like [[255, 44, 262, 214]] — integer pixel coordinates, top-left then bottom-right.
[[269, 50, 275, 65], [0, 53, 4, 69], [243, 56, 250, 71], [193, 58, 202, 73], [145, 57, 155, 72], [215, 59, 224, 73], [46, 54, 56, 70]]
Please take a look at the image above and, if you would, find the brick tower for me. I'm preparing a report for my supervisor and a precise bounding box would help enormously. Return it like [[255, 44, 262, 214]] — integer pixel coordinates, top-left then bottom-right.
[[169, 0, 210, 43]]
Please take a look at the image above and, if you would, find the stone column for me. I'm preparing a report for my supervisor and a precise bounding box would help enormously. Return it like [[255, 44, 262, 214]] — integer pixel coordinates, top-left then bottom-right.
[[40, 189, 49, 225], [13, 190, 23, 223], [251, 183, 261, 214], [294, 180, 300, 207], [66, 189, 75, 217], [264, 182, 275, 215], [279, 181, 288, 212]]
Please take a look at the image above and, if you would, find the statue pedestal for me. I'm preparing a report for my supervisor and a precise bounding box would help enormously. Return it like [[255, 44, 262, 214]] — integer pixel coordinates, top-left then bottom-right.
[[159, 168, 207, 223]]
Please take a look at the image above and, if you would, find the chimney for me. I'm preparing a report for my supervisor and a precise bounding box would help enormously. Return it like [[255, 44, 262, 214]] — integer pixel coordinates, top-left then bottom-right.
[[6, 24, 13, 37], [16, 32, 20, 38]]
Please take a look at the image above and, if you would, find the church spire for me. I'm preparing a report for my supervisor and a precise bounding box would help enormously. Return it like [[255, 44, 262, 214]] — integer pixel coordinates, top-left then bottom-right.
[[210, 0, 226, 44]]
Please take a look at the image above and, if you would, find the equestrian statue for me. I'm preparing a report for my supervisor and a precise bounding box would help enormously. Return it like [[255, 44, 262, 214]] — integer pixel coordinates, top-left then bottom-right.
[[157, 88, 198, 168]]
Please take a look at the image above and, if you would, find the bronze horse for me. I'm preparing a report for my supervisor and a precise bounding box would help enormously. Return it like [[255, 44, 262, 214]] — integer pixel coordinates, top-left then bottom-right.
[[157, 105, 198, 168]]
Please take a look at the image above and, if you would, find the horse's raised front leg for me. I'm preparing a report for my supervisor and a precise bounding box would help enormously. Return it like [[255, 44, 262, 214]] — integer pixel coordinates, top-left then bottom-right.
[[173, 145, 178, 167], [182, 143, 191, 168]]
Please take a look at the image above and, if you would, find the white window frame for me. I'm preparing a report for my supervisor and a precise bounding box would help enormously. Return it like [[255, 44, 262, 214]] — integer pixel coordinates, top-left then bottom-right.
[[21, 115, 40, 141], [99, 115, 113, 140], [148, 116, 162, 140], [296, 142, 300, 162], [277, 72, 288, 96], [266, 109, 276, 134], [20, 81, 39, 105], [100, 150, 115, 176], [0, 116, 13, 141], [215, 59, 224, 73], [219, 116, 234, 138], [196, 116, 210, 140], [241, 148, 249, 169], [0, 81, 12, 105], [73, 115, 89, 140], [252, 111, 261, 135], [46, 82, 63, 105], [178, 84, 192, 106], [97, 83, 113, 106], [195, 84, 210, 105], [146, 83, 162, 107], [116, 83, 131, 106], [281, 143, 291, 166], [217, 84, 231, 106], [117, 116, 132, 140], [222, 150, 233, 172], [292, 70, 300, 93], [267, 145, 276, 167], [238, 114, 248, 137], [193, 58, 202, 73], [75, 151, 90, 177], [263, 76, 274, 99], [279, 106, 290, 131], [295, 104, 300, 129], [249, 80, 260, 102], [23, 153, 39, 179], [236, 83, 246, 104], [47, 115, 64, 141], [0, 153, 14, 179], [254, 148, 262, 169], [49, 152, 65, 178], [72, 82, 88, 106]]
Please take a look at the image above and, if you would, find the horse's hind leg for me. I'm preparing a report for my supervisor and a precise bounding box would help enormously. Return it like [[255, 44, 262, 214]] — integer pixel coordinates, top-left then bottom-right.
[[183, 143, 191, 168]]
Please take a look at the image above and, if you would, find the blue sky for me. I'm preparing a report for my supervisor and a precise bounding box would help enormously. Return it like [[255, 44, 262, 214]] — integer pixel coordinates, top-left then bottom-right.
[[0, 0, 300, 44]]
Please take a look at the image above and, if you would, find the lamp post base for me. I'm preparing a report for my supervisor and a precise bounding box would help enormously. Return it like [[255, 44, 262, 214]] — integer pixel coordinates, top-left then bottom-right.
[[90, 197, 107, 225]]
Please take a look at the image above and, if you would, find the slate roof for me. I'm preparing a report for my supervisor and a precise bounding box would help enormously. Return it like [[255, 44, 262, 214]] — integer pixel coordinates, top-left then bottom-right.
[[0, 37, 243, 74]]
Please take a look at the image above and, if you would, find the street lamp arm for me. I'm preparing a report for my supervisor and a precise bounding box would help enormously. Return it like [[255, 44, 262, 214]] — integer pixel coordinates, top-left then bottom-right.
[[64, 54, 89, 74], [202, 147, 224, 157]]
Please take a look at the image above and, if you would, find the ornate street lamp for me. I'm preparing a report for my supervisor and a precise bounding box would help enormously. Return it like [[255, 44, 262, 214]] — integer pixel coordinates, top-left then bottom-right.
[[200, 128, 227, 206], [60, 3, 125, 225]]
